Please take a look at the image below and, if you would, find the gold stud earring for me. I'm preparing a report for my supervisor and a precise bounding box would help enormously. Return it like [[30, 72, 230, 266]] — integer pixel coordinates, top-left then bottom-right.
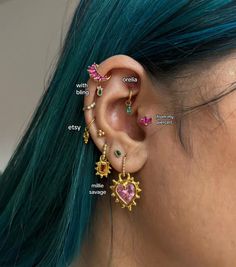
[[83, 118, 95, 144], [110, 154, 141, 211], [97, 129, 105, 137], [95, 143, 112, 178], [83, 102, 96, 111]]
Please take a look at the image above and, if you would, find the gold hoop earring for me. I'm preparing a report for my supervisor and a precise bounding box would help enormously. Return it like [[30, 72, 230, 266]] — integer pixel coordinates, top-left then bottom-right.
[[110, 154, 141, 211], [95, 143, 112, 178], [83, 118, 95, 144]]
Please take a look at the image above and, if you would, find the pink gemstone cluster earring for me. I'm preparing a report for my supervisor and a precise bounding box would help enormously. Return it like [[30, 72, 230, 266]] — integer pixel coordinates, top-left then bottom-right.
[[87, 63, 111, 97]]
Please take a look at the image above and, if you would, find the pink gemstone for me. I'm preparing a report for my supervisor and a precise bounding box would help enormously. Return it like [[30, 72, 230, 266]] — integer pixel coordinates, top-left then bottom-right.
[[139, 116, 152, 126], [116, 183, 135, 204]]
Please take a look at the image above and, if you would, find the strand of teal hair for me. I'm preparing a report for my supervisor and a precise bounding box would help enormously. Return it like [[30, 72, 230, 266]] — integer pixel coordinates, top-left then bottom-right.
[[1, 0, 236, 266]]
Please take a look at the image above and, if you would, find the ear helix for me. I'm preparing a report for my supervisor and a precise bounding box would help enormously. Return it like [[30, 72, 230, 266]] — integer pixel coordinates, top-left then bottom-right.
[[83, 62, 142, 211]]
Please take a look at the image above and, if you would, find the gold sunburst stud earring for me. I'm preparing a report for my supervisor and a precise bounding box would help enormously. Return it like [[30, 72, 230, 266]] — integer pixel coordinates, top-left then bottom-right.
[[110, 154, 141, 211], [95, 143, 112, 178]]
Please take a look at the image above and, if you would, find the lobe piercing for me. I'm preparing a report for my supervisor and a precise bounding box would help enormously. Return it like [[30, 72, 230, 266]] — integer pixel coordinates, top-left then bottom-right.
[[139, 116, 153, 126], [110, 154, 142, 211]]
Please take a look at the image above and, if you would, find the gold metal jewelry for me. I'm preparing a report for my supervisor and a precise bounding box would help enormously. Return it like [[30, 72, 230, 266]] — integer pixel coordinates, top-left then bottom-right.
[[110, 154, 141, 211], [125, 90, 133, 115], [97, 129, 105, 137], [95, 143, 112, 178], [83, 102, 96, 111], [83, 118, 95, 144]]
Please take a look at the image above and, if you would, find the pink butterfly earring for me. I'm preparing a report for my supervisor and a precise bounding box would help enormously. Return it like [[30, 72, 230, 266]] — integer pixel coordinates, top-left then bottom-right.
[[139, 116, 153, 126]]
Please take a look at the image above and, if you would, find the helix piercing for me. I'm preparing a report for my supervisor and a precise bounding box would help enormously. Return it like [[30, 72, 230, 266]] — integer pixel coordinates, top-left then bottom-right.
[[83, 118, 95, 144], [87, 63, 111, 82], [83, 102, 96, 111]]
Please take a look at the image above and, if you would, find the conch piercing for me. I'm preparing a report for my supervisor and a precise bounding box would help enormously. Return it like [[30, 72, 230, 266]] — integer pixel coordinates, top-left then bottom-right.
[[83, 118, 95, 144], [95, 143, 112, 178], [125, 89, 133, 115], [97, 129, 105, 137], [83, 102, 96, 111], [139, 116, 153, 126], [110, 154, 141, 211], [87, 63, 111, 82], [114, 150, 122, 158]]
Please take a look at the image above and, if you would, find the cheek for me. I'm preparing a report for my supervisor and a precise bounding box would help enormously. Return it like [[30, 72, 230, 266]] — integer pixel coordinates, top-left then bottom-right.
[[140, 117, 236, 266]]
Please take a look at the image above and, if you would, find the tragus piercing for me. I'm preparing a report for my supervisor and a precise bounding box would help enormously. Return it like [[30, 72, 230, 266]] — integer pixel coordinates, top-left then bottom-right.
[[139, 116, 153, 126]]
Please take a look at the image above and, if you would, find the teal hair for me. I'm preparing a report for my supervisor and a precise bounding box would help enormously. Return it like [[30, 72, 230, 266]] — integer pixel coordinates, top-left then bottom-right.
[[1, 0, 236, 266]]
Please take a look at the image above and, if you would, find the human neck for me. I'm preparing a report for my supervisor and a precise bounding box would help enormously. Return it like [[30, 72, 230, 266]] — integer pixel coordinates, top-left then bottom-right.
[[74, 194, 177, 267]]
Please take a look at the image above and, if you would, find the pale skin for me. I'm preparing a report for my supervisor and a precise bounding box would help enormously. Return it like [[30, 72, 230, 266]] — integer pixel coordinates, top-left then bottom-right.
[[73, 53, 236, 267]]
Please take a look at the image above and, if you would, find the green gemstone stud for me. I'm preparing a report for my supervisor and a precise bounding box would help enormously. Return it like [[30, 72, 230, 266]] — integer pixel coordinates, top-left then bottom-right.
[[126, 105, 132, 115], [114, 150, 122, 158], [96, 85, 103, 97]]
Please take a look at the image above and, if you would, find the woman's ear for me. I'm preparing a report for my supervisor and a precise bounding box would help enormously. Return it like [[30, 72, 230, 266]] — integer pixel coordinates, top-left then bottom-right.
[[83, 55, 159, 173]]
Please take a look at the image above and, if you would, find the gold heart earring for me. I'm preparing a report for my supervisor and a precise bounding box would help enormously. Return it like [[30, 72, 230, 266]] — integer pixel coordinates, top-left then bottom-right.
[[110, 154, 141, 211]]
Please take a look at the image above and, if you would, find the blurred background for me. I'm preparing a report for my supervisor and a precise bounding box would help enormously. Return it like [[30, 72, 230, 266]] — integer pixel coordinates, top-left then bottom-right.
[[0, 0, 78, 172]]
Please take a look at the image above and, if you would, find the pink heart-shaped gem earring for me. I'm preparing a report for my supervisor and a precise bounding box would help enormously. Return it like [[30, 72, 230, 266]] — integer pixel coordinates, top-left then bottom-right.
[[110, 154, 141, 211]]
